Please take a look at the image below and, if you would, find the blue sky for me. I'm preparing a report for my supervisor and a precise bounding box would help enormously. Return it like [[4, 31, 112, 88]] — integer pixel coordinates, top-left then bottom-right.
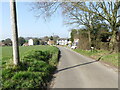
[[1, 2, 72, 40]]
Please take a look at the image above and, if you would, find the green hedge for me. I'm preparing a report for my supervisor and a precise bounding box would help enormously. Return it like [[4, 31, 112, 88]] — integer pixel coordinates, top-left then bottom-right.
[[2, 47, 59, 89]]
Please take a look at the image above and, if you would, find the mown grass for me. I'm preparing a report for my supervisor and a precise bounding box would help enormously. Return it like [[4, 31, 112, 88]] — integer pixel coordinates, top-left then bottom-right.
[[2, 45, 57, 60], [1, 45, 59, 89], [74, 49, 118, 67]]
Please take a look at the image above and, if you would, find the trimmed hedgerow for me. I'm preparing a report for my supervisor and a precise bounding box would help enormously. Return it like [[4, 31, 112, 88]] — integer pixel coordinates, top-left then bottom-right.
[[23, 50, 51, 63], [2, 46, 59, 89]]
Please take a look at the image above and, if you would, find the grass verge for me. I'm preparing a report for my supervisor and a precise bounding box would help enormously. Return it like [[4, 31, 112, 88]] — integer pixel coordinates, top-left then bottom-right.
[[74, 49, 118, 67]]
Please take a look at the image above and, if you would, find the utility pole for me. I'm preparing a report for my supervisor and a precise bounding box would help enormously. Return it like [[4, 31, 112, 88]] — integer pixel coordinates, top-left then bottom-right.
[[10, 0, 20, 65], [117, 2, 120, 46], [89, 20, 92, 48], [116, 0, 120, 32]]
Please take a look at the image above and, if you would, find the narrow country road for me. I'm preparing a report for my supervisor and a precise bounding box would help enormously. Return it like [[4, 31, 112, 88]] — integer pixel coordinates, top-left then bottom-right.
[[52, 46, 118, 88]]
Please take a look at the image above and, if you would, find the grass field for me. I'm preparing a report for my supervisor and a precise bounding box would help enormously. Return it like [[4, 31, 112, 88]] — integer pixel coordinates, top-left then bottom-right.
[[74, 49, 118, 67], [2, 45, 57, 61]]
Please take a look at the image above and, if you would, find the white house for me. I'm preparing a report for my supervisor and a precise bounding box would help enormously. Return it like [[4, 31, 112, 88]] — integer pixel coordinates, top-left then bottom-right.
[[28, 39, 33, 46], [57, 38, 69, 45]]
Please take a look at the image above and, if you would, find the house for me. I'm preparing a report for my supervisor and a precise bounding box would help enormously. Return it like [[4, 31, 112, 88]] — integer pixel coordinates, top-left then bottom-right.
[[23, 43, 29, 46], [68, 41, 72, 47], [116, 31, 120, 42], [47, 40, 55, 45], [0, 42, 5, 46], [57, 38, 69, 45], [28, 39, 34, 46]]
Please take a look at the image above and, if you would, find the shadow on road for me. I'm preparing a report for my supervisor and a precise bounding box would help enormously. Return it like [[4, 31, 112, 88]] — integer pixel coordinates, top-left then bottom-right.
[[55, 59, 99, 74]]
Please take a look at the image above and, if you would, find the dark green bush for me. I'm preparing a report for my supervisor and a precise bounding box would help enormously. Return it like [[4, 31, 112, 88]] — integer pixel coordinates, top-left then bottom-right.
[[23, 50, 51, 63], [2, 68, 14, 80], [3, 72, 44, 88], [27, 60, 53, 72]]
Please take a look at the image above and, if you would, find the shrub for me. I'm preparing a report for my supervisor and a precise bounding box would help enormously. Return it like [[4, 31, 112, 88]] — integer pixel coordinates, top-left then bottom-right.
[[2, 68, 14, 80], [2, 47, 59, 89], [23, 50, 51, 63]]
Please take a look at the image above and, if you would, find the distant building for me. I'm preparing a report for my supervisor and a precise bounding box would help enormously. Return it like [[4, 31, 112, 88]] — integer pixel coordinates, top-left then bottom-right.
[[47, 40, 55, 45], [57, 38, 69, 45], [23, 43, 29, 46], [0, 42, 5, 46], [28, 39, 34, 46], [68, 40, 72, 45]]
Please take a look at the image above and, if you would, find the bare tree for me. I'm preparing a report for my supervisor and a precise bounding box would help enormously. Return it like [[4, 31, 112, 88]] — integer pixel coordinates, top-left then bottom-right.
[[32, 1, 120, 51], [10, 0, 20, 65], [71, 1, 120, 51], [62, 3, 105, 47], [32, 2, 62, 19]]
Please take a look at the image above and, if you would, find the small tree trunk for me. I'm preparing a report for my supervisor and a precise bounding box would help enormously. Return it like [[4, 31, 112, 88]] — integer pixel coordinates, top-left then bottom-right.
[[88, 30, 91, 49], [109, 30, 116, 51], [10, 0, 20, 65]]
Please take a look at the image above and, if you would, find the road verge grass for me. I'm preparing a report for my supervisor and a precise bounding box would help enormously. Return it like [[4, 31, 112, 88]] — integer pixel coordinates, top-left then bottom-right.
[[74, 49, 118, 67]]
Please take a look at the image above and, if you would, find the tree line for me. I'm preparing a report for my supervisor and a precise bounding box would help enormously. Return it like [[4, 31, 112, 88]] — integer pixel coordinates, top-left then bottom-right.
[[1, 35, 59, 46]]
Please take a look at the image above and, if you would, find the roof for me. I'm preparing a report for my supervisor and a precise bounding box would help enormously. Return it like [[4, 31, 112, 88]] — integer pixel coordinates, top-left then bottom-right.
[[58, 38, 68, 40], [23, 43, 28, 45]]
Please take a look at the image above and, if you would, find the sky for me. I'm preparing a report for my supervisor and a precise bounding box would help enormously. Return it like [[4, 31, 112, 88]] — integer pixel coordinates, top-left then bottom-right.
[[1, 2, 72, 40]]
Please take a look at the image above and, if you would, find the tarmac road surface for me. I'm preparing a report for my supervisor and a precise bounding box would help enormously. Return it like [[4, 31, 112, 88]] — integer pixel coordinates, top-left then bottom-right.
[[52, 46, 118, 88]]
